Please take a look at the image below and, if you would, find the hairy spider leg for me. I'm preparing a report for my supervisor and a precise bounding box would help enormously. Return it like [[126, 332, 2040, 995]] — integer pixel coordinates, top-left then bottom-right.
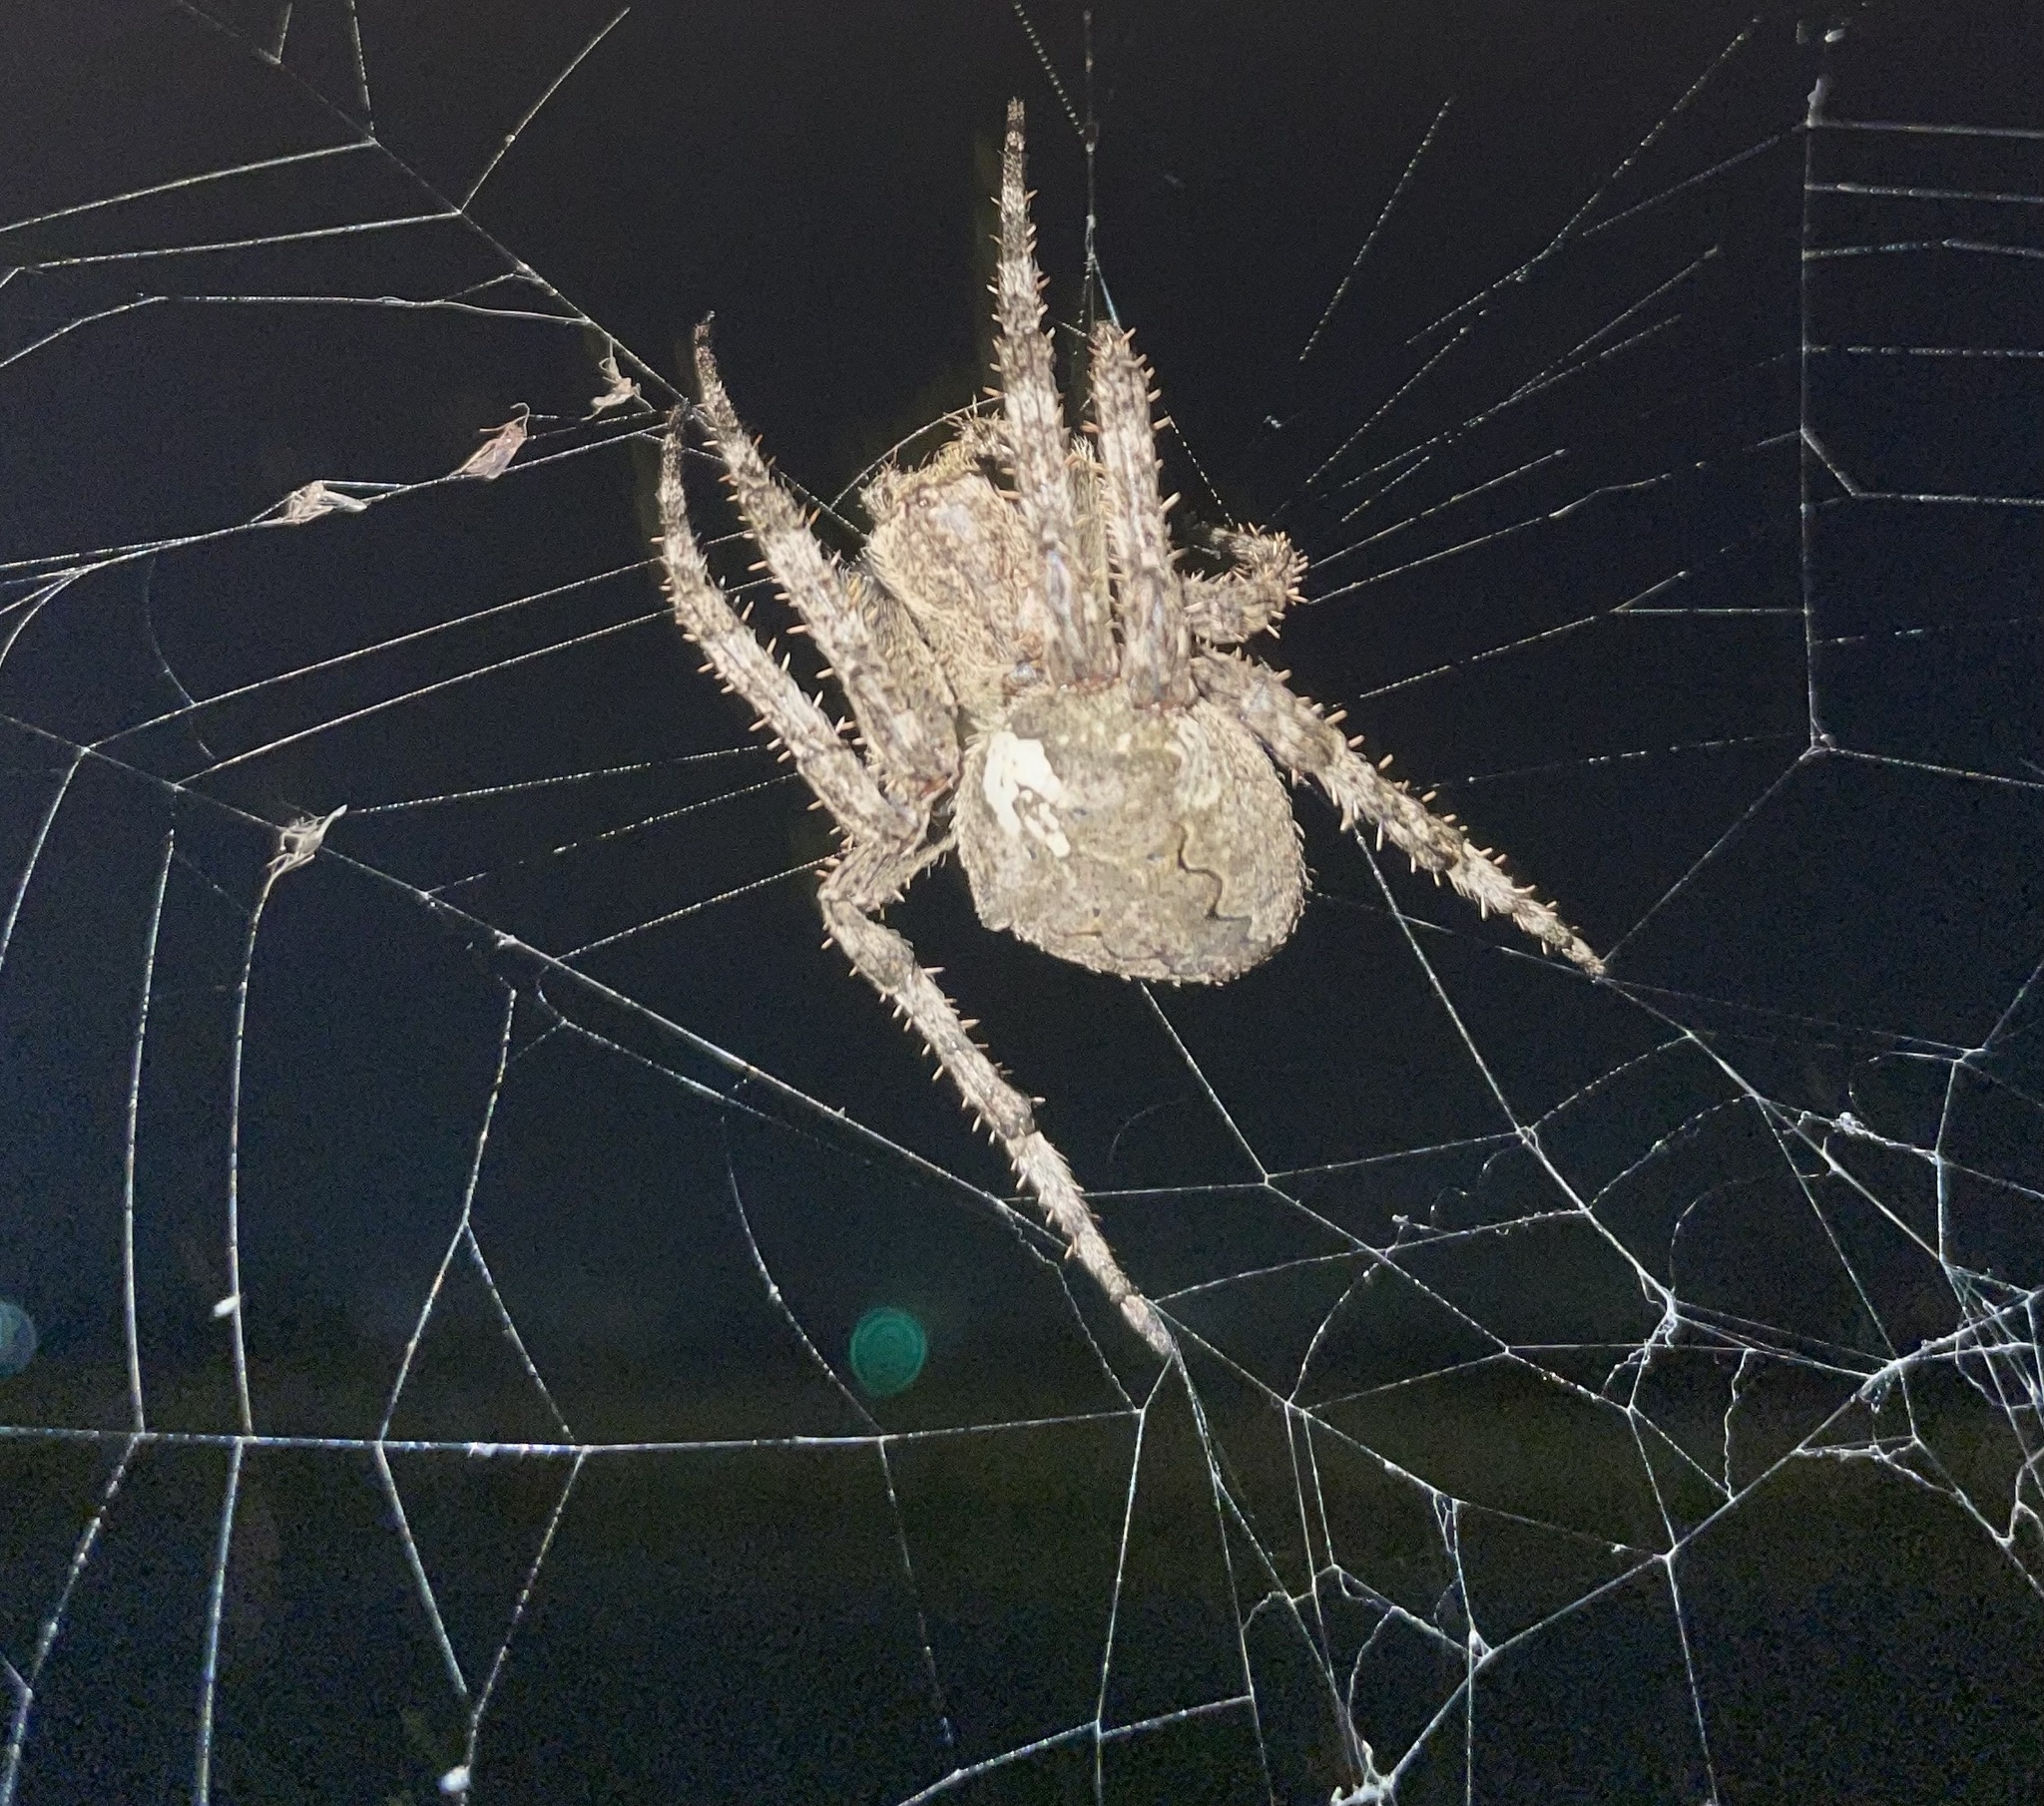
[[995, 99, 1118, 687], [660, 411, 912, 850], [693, 326, 960, 805], [659, 412, 1179, 1362], [816, 894, 1176, 1359], [1180, 526, 1306, 647], [1192, 651, 1605, 973], [1089, 323, 1198, 708]]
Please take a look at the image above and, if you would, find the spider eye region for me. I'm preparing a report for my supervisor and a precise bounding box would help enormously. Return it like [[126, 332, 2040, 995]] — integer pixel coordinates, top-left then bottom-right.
[[956, 685, 1304, 984]]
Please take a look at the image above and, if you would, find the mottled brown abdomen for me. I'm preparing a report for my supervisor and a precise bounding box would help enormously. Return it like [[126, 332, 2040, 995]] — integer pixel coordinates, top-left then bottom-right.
[[956, 685, 1305, 983]]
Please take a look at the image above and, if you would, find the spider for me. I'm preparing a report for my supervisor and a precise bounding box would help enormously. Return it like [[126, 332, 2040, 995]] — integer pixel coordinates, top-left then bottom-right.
[[659, 101, 1601, 1361]]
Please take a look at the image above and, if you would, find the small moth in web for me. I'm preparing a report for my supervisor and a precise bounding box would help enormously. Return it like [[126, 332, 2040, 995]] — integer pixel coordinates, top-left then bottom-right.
[[453, 405, 530, 481], [658, 101, 1601, 1362], [265, 805, 347, 882]]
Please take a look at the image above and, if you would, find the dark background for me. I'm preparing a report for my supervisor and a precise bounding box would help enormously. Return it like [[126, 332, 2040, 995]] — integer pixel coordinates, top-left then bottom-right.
[[1, 1, 2041, 1801]]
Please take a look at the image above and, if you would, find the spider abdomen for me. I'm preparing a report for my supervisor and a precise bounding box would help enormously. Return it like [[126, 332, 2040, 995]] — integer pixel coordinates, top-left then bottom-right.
[[956, 685, 1304, 984]]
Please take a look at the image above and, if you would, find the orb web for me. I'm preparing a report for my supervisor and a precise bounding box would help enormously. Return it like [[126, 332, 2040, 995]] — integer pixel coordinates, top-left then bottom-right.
[[1, 3, 2039, 1802]]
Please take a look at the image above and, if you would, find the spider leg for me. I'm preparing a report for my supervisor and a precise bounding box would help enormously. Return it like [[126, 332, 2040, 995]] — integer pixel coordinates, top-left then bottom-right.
[[1088, 322, 1197, 707], [995, 100, 1118, 686], [1182, 526, 1306, 647], [1194, 651, 1604, 974], [660, 410, 917, 851], [693, 327, 960, 805], [663, 412, 1174, 1362], [819, 858, 1177, 1362]]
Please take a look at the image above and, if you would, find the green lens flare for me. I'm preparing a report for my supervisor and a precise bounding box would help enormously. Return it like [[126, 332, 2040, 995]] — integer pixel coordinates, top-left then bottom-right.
[[848, 1306, 927, 1398], [0, 1299, 37, 1379]]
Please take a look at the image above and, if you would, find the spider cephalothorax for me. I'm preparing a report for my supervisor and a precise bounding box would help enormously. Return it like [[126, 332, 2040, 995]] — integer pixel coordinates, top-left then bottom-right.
[[660, 102, 1600, 1360]]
